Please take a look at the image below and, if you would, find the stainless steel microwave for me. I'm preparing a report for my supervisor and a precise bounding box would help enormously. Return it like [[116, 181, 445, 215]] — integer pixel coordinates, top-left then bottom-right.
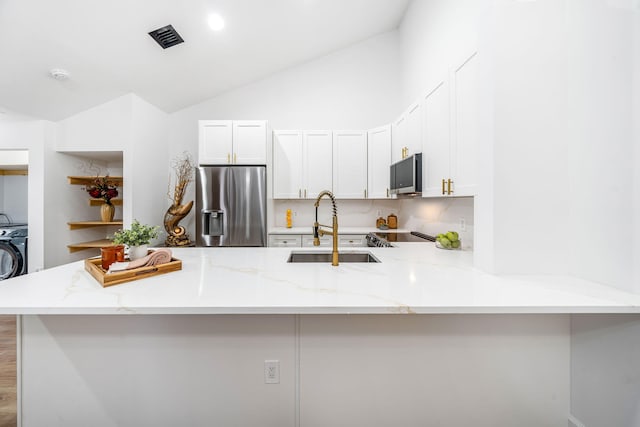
[[390, 153, 422, 195]]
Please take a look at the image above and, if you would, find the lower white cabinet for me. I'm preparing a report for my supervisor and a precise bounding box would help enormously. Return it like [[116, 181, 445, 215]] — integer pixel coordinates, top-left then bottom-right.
[[268, 235, 302, 247], [268, 234, 367, 247], [338, 235, 367, 247], [302, 235, 333, 247]]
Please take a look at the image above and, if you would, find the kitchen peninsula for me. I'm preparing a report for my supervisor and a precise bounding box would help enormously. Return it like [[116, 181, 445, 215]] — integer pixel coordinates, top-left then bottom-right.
[[2, 245, 639, 427]]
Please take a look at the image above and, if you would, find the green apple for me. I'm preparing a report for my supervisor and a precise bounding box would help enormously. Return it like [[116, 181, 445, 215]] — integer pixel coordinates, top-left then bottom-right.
[[439, 237, 452, 248], [451, 240, 461, 249]]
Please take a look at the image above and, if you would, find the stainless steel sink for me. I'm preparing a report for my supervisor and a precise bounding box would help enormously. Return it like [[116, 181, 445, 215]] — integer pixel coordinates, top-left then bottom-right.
[[287, 251, 380, 263]]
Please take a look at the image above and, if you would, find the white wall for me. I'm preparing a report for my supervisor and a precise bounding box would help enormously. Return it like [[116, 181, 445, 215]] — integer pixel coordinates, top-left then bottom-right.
[[0, 118, 50, 272], [566, 0, 638, 293], [400, 0, 485, 106], [169, 31, 402, 154], [1, 174, 28, 222], [127, 95, 170, 243], [22, 314, 570, 427]]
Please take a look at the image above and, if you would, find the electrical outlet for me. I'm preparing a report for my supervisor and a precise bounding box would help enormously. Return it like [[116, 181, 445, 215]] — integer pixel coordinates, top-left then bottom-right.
[[376, 210, 382, 217], [459, 217, 466, 231], [264, 360, 280, 384]]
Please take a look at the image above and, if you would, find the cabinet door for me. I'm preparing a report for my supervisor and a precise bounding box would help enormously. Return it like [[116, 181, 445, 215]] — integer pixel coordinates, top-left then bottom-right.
[[332, 131, 368, 199], [367, 125, 392, 199], [451, 52, 478, 196], [422, 80, 451, 197], [198, 120, 233, 165], [391, 115, 407, 164], [273, 130, 303, 199], [268, 234, 302, 247], [232, 120, 267, 164], [406, 101, 423, 156], [303, 131, 333, 199], [337, 235, 366, 247], [301, 235, 332, 247]]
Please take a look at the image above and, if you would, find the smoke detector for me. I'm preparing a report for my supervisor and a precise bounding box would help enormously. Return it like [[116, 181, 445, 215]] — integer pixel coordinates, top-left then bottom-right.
[[49, 68, 70, 81]]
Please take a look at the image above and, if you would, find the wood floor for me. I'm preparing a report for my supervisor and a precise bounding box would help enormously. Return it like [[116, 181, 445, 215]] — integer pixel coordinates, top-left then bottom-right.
[[0, 316, 16, 427]]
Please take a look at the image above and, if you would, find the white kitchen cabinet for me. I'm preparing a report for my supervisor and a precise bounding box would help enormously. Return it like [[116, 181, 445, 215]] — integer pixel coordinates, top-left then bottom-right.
[[337, 235, 367, 247], [198, 120, 267, 165], [391, 102, 422, 165], [391, 115, 406, 164], [332, 131, 368, 199], [422, 80, 451, 197], [450, 52, 478, 196], [301, 234, 333, 247], [273, 130, 303, 199], [303, 131, 333, 199], [268, 234, 302, 247], [406, 101, 423, 157], [272, 130, 332, 199], [367, 125, 392, 199], [422, 51, 478, 197]]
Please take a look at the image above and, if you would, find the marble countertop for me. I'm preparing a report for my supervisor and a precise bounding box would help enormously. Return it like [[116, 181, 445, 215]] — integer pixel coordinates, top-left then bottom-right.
[[1, 245, 639, 315], [268, 227, 410, 234]]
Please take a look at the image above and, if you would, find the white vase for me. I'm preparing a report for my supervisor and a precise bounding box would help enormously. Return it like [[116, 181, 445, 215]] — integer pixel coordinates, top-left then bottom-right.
[[128, 244, 149, 261]]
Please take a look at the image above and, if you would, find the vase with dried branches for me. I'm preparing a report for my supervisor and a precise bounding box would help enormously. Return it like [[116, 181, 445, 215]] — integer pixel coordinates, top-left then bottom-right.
[[164, 152, 195, 247]]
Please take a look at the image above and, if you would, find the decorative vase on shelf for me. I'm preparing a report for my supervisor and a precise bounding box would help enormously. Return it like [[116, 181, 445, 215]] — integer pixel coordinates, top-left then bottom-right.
[[101, 203, 115, 222], [128, 244, 148, 261]]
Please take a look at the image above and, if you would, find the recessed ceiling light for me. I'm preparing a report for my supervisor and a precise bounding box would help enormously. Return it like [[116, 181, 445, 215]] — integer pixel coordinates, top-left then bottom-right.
[[49, 68, 70, 81], [208, 14, 225, 31]]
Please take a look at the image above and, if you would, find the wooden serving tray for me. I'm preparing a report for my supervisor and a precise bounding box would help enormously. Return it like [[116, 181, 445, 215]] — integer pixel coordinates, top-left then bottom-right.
[[84, 255, 182, 287]]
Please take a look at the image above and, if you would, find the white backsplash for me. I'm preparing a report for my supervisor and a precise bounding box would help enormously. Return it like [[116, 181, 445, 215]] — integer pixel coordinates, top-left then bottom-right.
[[398, 197, 474, 249], [273, 196, 474, 249]]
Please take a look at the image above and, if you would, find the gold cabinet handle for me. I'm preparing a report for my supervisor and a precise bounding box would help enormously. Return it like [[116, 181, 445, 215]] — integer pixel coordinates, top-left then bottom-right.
[[304, 189, 307, 198], [364, 189, 367, 198], [233, 153, 237, 164], [386, 188, 389, 198], [227, 153, 231, 163], [442, 179, 446, 195], [447, 179, 453, 195], [299, 189, 301, 198]]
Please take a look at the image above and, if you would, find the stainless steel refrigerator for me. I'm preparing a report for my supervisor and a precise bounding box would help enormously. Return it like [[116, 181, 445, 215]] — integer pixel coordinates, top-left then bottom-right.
[[196, 166, 267, 247]]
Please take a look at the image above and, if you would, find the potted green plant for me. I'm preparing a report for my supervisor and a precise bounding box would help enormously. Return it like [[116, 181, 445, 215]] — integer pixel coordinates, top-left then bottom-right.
[[112, 220, 160, 260]]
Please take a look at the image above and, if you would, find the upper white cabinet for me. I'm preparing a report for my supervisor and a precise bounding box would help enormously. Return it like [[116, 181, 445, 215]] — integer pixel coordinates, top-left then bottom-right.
[[422, 52, 478, 197], [422, 81, 451, 197], [391, 115, 406, 164], [391, 102, 422, 164], [272, 130, 332, 199], [333, 131, 368, 199], [451, 52, 478, 196], [303, 130, 333, 199], [198, 120, 267, 165], [273, 130, 303, 199], [406, 101, 423, 158], [367, 125, 392, 199]]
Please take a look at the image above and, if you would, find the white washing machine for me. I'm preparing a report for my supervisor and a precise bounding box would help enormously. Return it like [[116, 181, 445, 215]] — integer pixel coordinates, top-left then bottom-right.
[[0, 223, 28, 280]]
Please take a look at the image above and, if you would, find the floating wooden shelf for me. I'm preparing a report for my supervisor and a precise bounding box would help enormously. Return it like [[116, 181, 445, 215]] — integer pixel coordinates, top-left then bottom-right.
[[67, 239, 115, 253], [67, 176, 123, 186], [67, 220, 123, 230], [0, 169, 27, 176], [89, 199, 122, 206]]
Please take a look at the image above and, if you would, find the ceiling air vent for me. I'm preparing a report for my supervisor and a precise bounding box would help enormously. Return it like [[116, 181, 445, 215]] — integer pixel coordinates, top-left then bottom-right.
[[148, 25, 184, 49]]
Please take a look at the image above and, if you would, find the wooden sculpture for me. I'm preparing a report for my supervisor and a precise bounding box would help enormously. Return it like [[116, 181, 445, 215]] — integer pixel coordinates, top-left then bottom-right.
[[164, 152, 195, 247]]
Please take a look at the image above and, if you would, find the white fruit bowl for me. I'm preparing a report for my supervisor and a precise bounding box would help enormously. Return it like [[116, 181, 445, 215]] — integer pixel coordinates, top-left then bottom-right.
[[435, 240, 461, 250]]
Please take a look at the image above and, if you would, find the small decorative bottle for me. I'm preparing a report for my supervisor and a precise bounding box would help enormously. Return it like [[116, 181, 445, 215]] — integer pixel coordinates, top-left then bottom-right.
[[286, 209, 292, 228]]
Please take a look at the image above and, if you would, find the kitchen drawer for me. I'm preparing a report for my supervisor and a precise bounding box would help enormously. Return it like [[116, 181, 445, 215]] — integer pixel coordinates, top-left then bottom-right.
[[268, 234, 302, 247], [301, 235, 333, 247], [337, 235, 367, 247]]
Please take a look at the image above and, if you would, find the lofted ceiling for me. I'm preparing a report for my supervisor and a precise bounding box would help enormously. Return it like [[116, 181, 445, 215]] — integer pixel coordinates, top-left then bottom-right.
[[0, 0, 411, 121]]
